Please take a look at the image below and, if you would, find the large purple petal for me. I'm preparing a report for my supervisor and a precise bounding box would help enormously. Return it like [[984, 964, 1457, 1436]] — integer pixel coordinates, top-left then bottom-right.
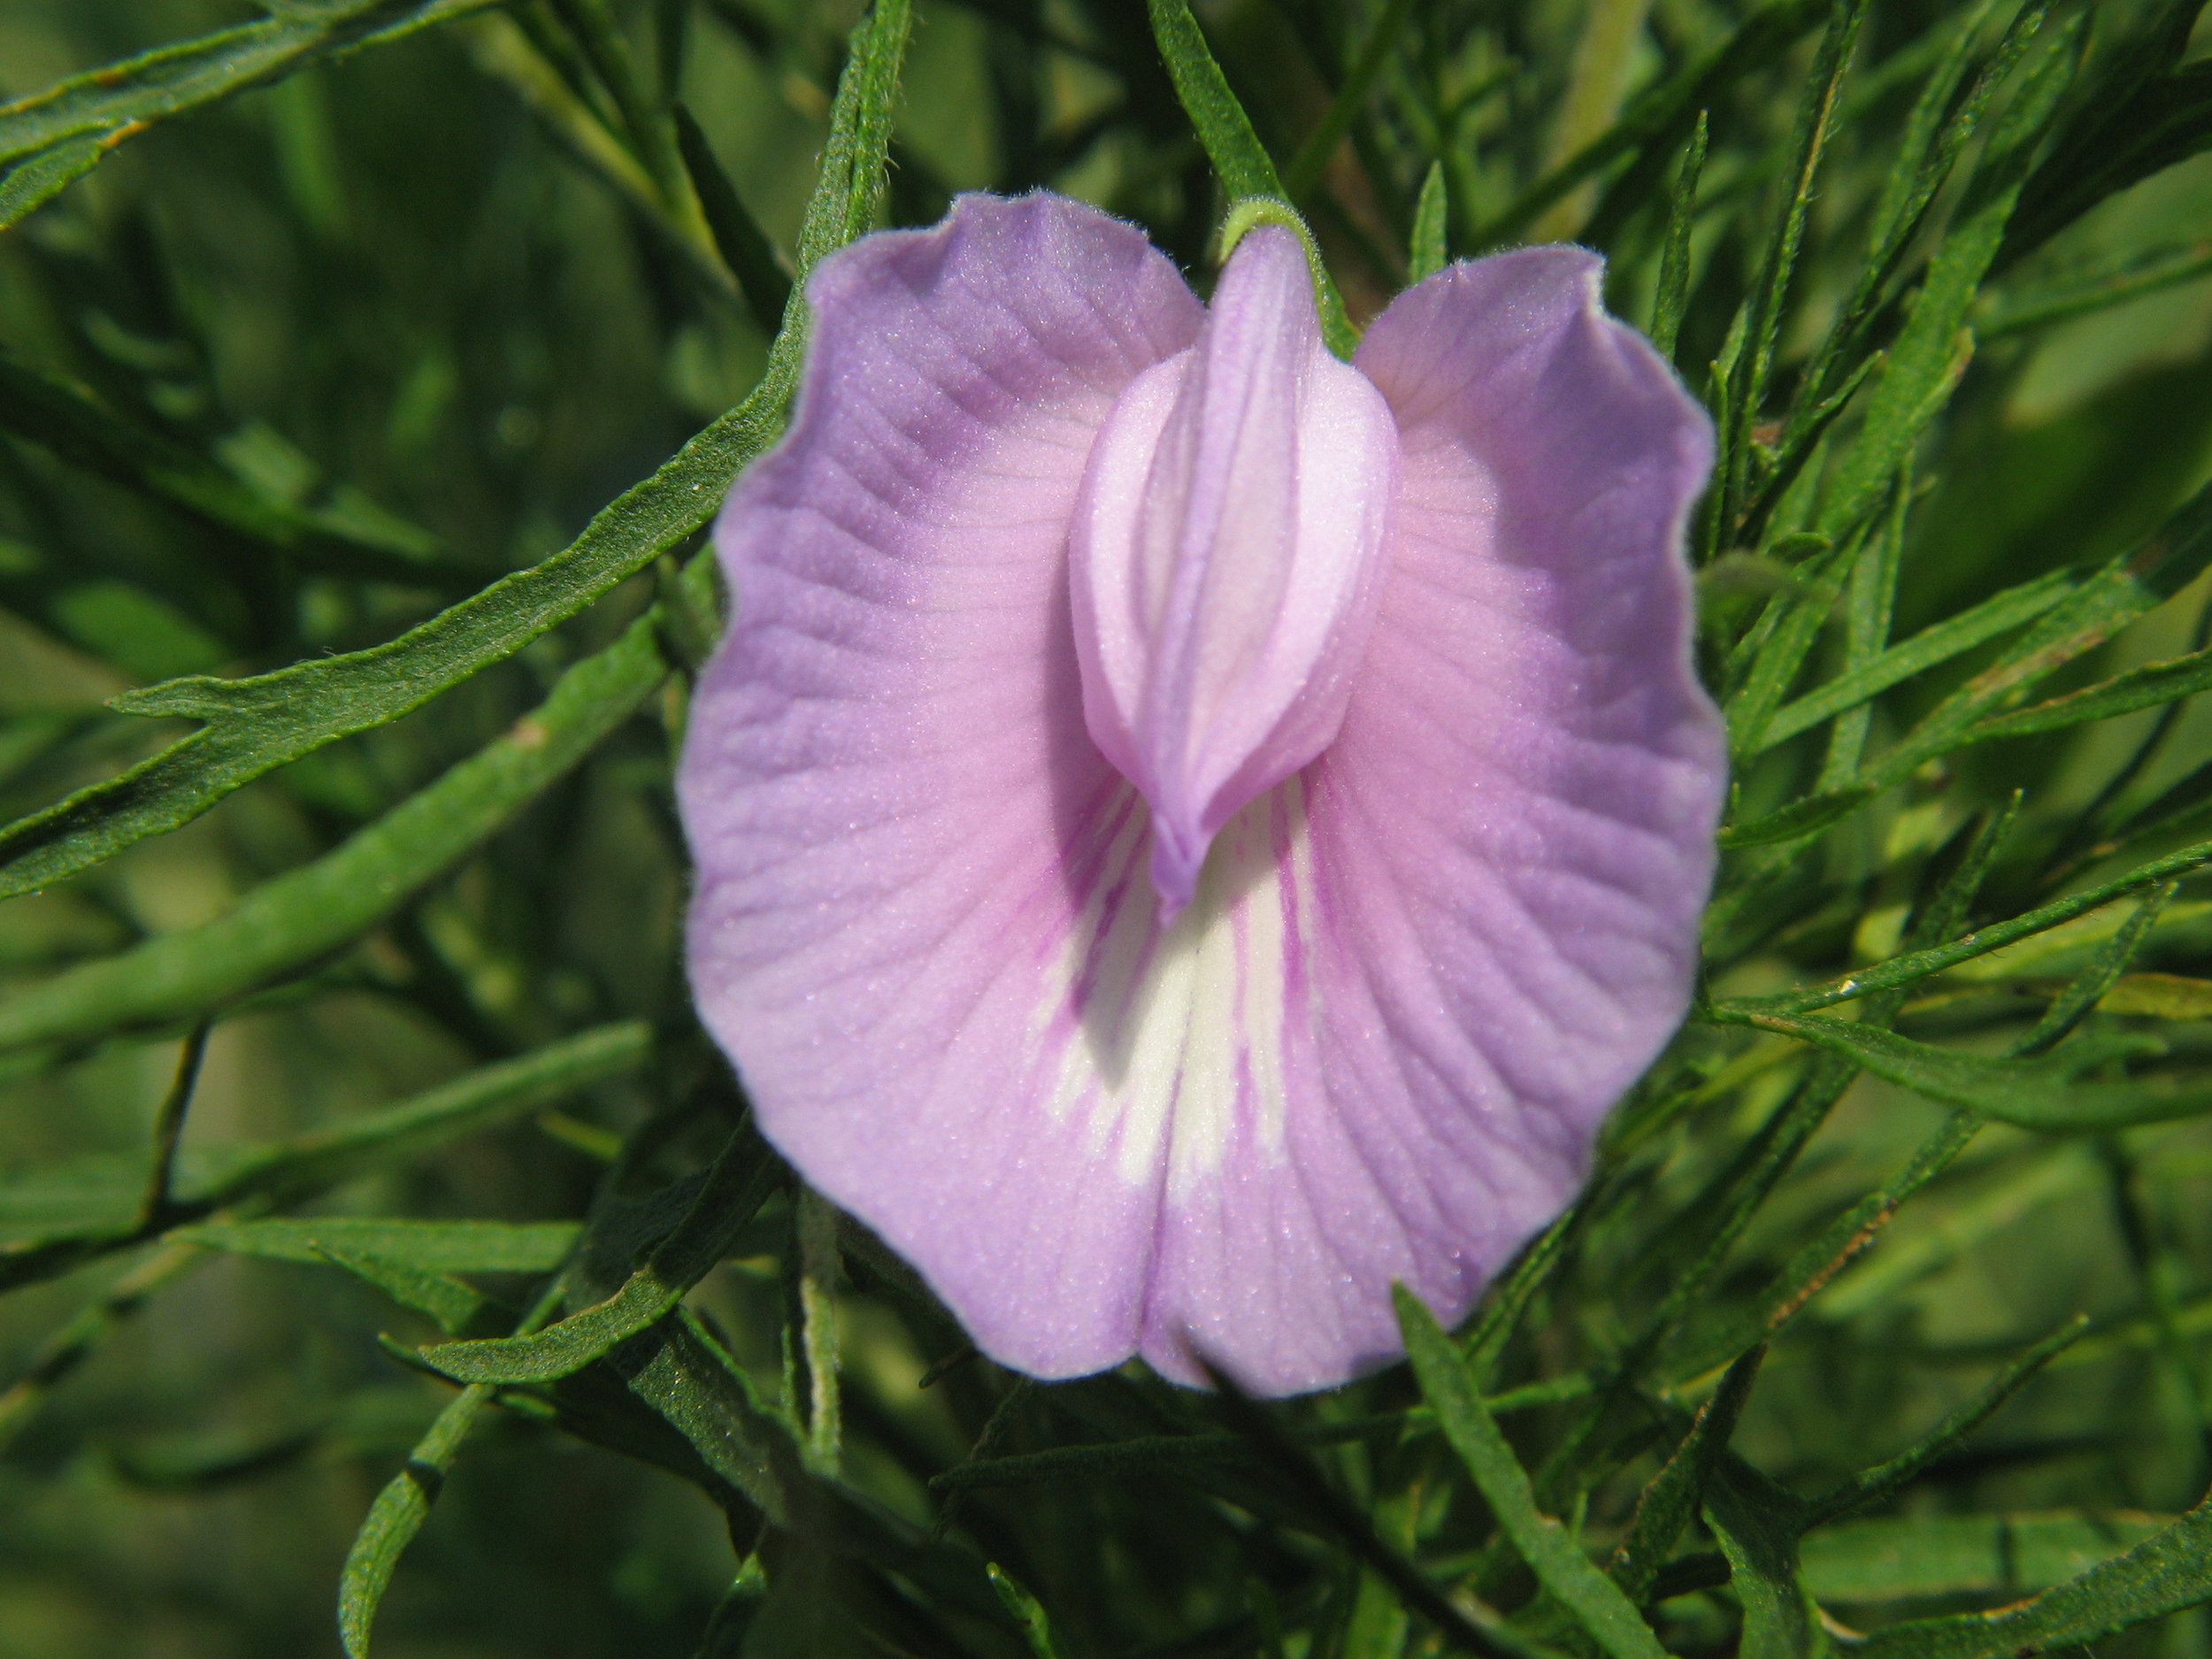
[[679, 193, 1205, 1377], [1133, 246, 1722, 1389], [682, 199, 1721, 1395]]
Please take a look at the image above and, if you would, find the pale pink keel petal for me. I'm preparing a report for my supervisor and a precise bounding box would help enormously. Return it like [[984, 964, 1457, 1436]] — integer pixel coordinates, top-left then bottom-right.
[[1132, 246, 1723, 1390], [1069, 227, 1397, 917], [679, 193, 1203, 1378]]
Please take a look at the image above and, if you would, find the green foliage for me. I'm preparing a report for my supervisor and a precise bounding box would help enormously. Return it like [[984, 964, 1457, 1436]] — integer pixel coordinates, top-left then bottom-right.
[[2, 0, 2212, 1656]]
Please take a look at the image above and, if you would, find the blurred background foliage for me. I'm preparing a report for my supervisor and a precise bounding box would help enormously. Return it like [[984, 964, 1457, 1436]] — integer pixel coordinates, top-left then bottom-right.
[[0, 0, 2209, 1656]]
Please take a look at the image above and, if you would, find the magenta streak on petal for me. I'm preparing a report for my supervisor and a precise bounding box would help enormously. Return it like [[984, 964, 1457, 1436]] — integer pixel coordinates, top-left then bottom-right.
[[1069, 227, 1398, 920]]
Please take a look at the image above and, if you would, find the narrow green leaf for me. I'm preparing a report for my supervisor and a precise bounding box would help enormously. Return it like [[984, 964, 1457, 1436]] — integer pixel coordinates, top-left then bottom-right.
[[0, 0, 498, 227], [1471, 0, 1827, 247], [2003, 4, 2212, 262], [0, 350, 440, 572], [315, 1247, 495, 1337], [1729, 829, 2212, 1018], [1727, 534, 1858, 752], [1702, 1463, 1816, 1659], [1647, 111, 1707, 362], [1818, 12, 2078, 541], [200, 1023, 649, 1210], [674, 102, 792, 334], [794, 1186, 841, 1476], [2101, 973, 2212, 1020], [1145, 0, 1355, 357], [173, 1218, 578, 1274], [547, 0, 680, 190], [989, 1564, 1063, 1659], [2015, 884, 2175, 1057], [1396, 1288, 1668, 1659], [1982, 237, 2212, 339], [1755, 565, 2076, 753], [0, 617, 666, 1059], [1812, 461, 1911, 787], [1145, 0, 1278, 198], [423, 1129, 777, 1385], [339, 1279, 565, 1658], [611, 1310, 801, 1524], [1409, 161, 1448, 283], [1724, 0, 1865, 527], [1716, 1010, 2212, 1132], [1609, 1348, 1763, 1605], [0, 0, 911, 903], [1717, 786, 1878, 849], [0, 449, 696, 903], [339, 1383, 489, 1657], [1790, 0, 2035, 426], [0, 1025, 642, 1268], [1809, 1318, 2087, 1526], [1866, 479, 2212, 787], [1801, 1511, 2174, 1603], [1855, 1494, 2212, 1659], [1963, 646, 2212, 745], [1282, 0, 1417, 203], [0, 130, 112, 231], [1860, 0, 2008, 274]]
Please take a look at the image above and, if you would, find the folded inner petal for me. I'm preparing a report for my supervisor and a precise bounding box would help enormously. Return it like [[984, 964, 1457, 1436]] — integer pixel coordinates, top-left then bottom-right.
[[1069, 226, 1398, 918]]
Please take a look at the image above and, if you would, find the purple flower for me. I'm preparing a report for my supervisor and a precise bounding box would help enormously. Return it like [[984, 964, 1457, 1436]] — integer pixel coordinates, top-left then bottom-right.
[[678, 192, 1724, 1396]]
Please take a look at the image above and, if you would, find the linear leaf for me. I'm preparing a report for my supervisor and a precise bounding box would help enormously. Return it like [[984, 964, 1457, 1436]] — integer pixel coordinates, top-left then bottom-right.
[[1982, 237, 2212, 338], [1717, 786, 1876, 849], [0, 1024, 643, 1275], [1471, 0, 1827, 246], [1818, 12, 2078, 541], [1714, 1010, 2212, 1132], [1282, 0, 1417, 202], [1144, 0, 1278, 199], [1609, 1348, 1763, 1605], [1648, 111, 1707, 362], [0, 349, 440, 572], [423, 1129, 777, 1385], [0, 131, 114, 230], [339, 1382, 492, 1658], [339, 1281, 565, 1658], [1801, 1512, 2175, 1603], [609, 1310, 802, 1525], [1961, 644, 2212, 746], [0, 0, 911, 902], [1855, 1494, 2212, 1659], [2101, 973, 2212, 1019], [1723, 0, 1865, 532], [0, 618, 665, 1059], [315, 1247, 496, 1337], [1755, 565, 2077, 752], [988, 1564, 1064, 1659], [1808, 1318, 2087, 1525], [173, 1218, 578, 1274], [1396, 1288, 1667, 1659], [1145, 0, 1355, 357], [674, 102, 792, 334], [1789, 0, 2034, 430], [199, 1022, 649, 1210], [0, 0, 498, 228], [1731, 829, 2212, 1021], [1409, 161, 1448, 282], [1702, 1463, 1816, 1659]]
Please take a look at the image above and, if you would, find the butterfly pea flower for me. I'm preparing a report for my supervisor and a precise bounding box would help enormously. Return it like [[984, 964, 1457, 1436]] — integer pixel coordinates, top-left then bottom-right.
[[678, 192, 1723, 1396]]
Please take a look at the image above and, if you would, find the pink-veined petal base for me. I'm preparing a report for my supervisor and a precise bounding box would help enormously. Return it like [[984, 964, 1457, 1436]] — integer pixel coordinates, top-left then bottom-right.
[[679, 195, 1724, 1395]]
